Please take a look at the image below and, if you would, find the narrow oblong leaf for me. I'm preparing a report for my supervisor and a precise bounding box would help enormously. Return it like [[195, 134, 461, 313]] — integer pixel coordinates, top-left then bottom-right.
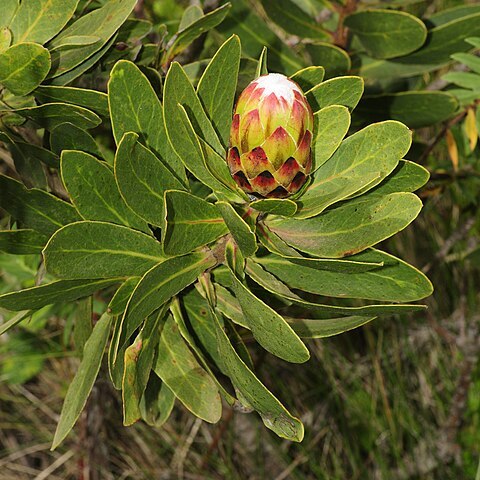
[[312, 105, 351, 170], [163, 190, 228, 256], [164, 4, 231, 63], [268, 192, 423, 258], [297, 121, 411, 219], [43, 221, 166, 279], [250, 198, 298, 217], [261, 0, 329, 40], [122, 309, 164, 425], [10, 0, 79, 45], [216, 202, 257, 257], [61, 150, 147, 230], [0, 278, 121, 311], [245, 258, 428, 316], [226, 256, 309, 363], [210, 308, 304, 441], [115, 132, 186, 227], [307, 76, 364, 113], [35, 85, 109, 117], [290, 66, 325, 93], [163, 62, 224, 158], [287, 316, 377, 338], [154, 315, 222, 423], [108, 60, 186, 183], [52, 312, 112, 449], [0, 229, 47, 255], [344, 9, 427, 59], [11, 103, 101, 131], [120, 251, 216, 344], [108, 277, 140, 316], [257, 248, 433, 302], [0, 42, 50, 95], [255, 46, 268, 78], [0, 174, 80, 237], [197, 35, 241, 147], [48, 0, 137, 79], [217, 0, 304, 75], [305, 43, 351, 79]]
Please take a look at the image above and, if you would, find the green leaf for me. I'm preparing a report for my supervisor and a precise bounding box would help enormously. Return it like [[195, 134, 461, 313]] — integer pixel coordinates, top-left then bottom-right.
[[61, 150, 147, 230], [164, 62, 224, 159], [139, 376, 175, 427], [50, 35, 101, 51], [226, 255, 309, 363], [163, 190, 228, 256], [255, 46, 268, 78], [451, 52, 480, 75], [0, 311, 31, 337], [306, 76, 364, 113], [358, 91, 458, 129], [216, 202, 257, 257], [429, 4, 480, 26], [179, 5, 204, 31], [108, 60, 186, 183], [119, 252, 216, 344], [312, 105, 350, 170], [287, 316, 377, 338], [43, 221, 165, 279], [344, 9, 427, 59], [10, 103, 101, 131], [108, 277, 140, 316], [171, 296, 236, 405], [49, 35, 116, 86], [296, 121, 411, 219], [246, 258, 428, 316], [443, 71, 480, 90], [257, 248, 433, 302], [52, 312, 112, 449], [1, 0, 18, 27], [217, 0, 304, 75], [257, 224, 383, 273], [210, 308, 304, 441], [197, 35, 240, 147], [290, 66, 325, 93], [370, 160, 429, 196], [10, 0, 78, 45], [173, 105, 244, 201], [0, 229, 47, 254], [268, 192, 422, 258], [0, 42, 50, 95], [114, 132, 186, 227], [1, 136, 59, 169], [0, 278, 121, 311], [250, 198, 298, 217], [164, 4, 231, 63], [198, 137, 249, 201], [35, 85, 109, 117], [154, 314, 222, 423], [4, 135, 47, 188], [305, 43, 351, 79], [48, 0, 137, 78], [51, 123, 103, 159], [261, 0, 329, 40], [359, 12, 480, 79], [0, 174, 80, 236], [123, 309, 164, 425], [73, 297, 92, 355]]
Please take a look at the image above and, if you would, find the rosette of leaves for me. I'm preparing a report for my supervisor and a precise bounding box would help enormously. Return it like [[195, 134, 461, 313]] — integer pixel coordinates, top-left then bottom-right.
[[0, 35, 432, 446]]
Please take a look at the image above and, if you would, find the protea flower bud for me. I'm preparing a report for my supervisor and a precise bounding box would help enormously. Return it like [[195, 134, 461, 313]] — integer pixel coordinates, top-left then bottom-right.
[[227, 73, 314, 198]]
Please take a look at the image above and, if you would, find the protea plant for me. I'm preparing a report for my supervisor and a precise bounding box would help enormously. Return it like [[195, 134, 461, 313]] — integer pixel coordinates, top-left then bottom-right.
[[0, 31, 432, 446], [227, 73, 313, 198]]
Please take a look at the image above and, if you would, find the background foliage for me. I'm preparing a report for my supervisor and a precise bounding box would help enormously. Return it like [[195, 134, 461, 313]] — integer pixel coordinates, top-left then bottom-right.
[[0, 0, 479, 479]]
